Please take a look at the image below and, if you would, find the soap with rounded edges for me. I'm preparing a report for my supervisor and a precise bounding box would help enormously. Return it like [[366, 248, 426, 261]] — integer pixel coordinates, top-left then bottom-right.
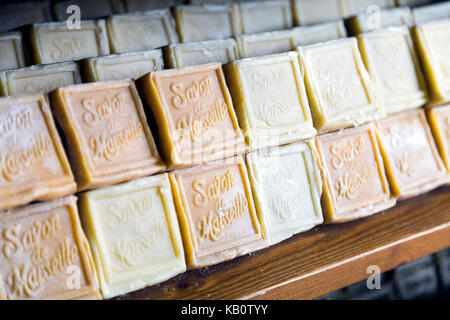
[[291, 19, 347, 47], [292, 0, 343, 26], [0, 32, 26, 71], [236, 29, 296, 59], [427, 103, 450, 177]]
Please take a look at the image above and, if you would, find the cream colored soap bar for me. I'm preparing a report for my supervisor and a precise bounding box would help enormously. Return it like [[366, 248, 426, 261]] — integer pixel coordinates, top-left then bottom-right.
[[292, 20, 347, 46], [358, 27, 428, 114], [347, 7, 413, 35], [298, 38, 382, 133], [52, 0, 121, 21], [82, 49, 163, 82], [246, 142, 323, 245], [79, 173, 186, 299], [0, 62, 81, 96], [427, 103, 450, 176], [106, 10, 179, 54], [236, 30, 296, 59], [224, 52, 316, 150], [292, 0, 343, 26], [0, 1, 52, 33], [30, 20, 110, 65], [341, 0, 395, 18], [0, 32, 26, 71], [413, 2, 450, 24]]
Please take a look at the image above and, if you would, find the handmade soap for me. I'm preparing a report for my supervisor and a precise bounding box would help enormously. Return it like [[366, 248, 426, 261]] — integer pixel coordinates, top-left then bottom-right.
[[78, 173, 186, 299], [138, 63, 246, 168], [0, 32, 26, 71], [123, 0, 180, 11], [163, 38, 239, 69], [315, 124, 395, 223], [375, 109, 447, 199], [169, 156, 266, 268], [224, 52, 315, 150], [298, 38, 381, 133], [174, 4, 241, 43], [292, 0, 343, 26], [106, 10, 179, 54], [0, 62, 81, 96], [413, 20, 450, 106], [347, 7, 413, 35], [0, 196, 100, 300], [82, 49, 163, 82], [0, 94, 76, 211], [236, 30, 295, 59], [291, 20, 347, 46], [427, 103, 450, 174], [340, 0, 395, 18], [357, 27, 428, 114], [0, 1, 52, 33], [245, 142, 323, 245], [52, 0, 121, 21], [50, 80, 165, 191], [413, 2, 450, 24]]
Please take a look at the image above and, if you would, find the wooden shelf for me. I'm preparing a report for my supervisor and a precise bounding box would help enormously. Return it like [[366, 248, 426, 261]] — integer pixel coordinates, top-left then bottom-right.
[[117, 186, 450, 300]]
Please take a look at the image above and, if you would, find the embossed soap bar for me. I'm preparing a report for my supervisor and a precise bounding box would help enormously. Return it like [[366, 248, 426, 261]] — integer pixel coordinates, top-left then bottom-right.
[[0, 94, 76, 211], [291, 20, 347, 46], [0, 62, 81, 96], [427, 103, 450, 176], [106, 10, 179, 54], [169, 156, 266, 268], [413, 2, 450, 25], [0, 1, 52, 33], [0, 32, 26, 71], [50, 80, 165, 191], [358, 27, 428, 114], [236, 30, 296, 59], [413, 20, 450, 106], [81, 49, 163, 82], [298, 38, 382, 133], [163, 38, 239, 69], [52, 0, 120, 21], [246, 142, 323, 245], [375, 109, 447, 199], [138, 63, 246, 168], [79, 173, 186, 298], [30, 20, 110, 65], [224, 52, 316, 150], [292, 0, 343, 26], [347, 7, 413, 35], [0, 196, 100, 300]]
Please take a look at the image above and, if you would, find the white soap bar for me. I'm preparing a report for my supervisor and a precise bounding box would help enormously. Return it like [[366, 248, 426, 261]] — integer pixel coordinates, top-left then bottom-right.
[[413, 2, 450, 24], [236, 30, 296, 59], [0, 32, 26, 71], [292, 20, 347, 46]]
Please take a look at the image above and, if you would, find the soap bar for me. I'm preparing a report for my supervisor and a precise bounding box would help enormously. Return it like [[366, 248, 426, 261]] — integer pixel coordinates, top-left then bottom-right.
[[81, 49, 163, 82], [174, 4, 241, 43], [163, 38, 239, 69], [78, 173, 186, 299], [427, 103, 450, 175], [236, 30, 296, 59], [298, 38, 382, 133], [52, 0, 120, 21], [340, 0, 395, 18], [357, 27, 428, 114], [292, 0, 343, 26], [106, 10, 179, 54], [30, 20, 110, 65], [169, 156, 266, 268], [0, 94, 76, 211], [0, 32, 26, 71], [413, 20, 450, 106], [224, 52, 316, 150], [0, 196, 100, 300], [0, 1, 52, 33], [123, 0, 180, 11], [375, 109, 447, 199], [315, 124, 395, 223], [138, 63, 246, 168], [50, 80, 165, 191], [347, 7, 413, 35], [413, 2, 450, 24], [245, 142, 323, 245], [292, 20, 347, 46], [0, 62, 81, 96]]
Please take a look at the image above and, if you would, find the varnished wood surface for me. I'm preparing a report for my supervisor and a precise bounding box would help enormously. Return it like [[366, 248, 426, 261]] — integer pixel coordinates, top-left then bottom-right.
[[116, 186, 450, 300]]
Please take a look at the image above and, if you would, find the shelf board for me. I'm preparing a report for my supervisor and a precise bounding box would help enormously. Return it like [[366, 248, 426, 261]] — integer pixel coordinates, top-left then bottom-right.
[[117, 186, 450, 300]]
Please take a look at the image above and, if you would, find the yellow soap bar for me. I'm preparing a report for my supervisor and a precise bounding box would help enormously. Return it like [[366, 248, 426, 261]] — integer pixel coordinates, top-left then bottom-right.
[[358, 27, 428, 114], [224, 51, 316, 150], [347, 7, 413, 35], [79, 173, 186, 299], [236, 30, 296, 59], [52, 0, 121, 21], [292, 20, 347, 46], [81, 49, 164, 82], [0, 1, 52, 33], [427, 103, 450, 176], [246, 141, 323, 245], [292, 0, 344, 26], [298, 38, 382, 133], [340, 0, 395, 18], [375, 109, 447, 199], [0, 62, 81, 96], [413, 2, 450, 24], [0, 32, 26, 71], [169, 156, 267, 269]]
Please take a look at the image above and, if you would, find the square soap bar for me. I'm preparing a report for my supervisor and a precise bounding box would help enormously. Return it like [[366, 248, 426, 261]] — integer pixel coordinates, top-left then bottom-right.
[[106, 10, 179, 54], [315, 124, 395, 223], [0, 1, 52, 33], [298, 38, 381, 133], [358, 27, 428, 114], [169, 156, 266, 268], [52, 0, 120, 21], [0, 62, 81, 96], [292, 0, 343, 26], [0, 196, 100, 300], [347, 7, 413, 35], [375, 109, 447, 199], [0, 32, 26, 71], [412, 2, 450, 24], [413, 20, 450, 106], [81, 49, 164, 82], [138, 63, 246, 168], [292, 20, 347, 46], [224, 52, 316, 150], [79, 173, 186, 299], [0, 94, 76, 211], [427, 103, 450, 175], [163, 38, 239, 69], [340, 0, 395, 18], [236, 30, 296, 59], [246, 142, 323, 245], [50, 80, 165, 191]]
